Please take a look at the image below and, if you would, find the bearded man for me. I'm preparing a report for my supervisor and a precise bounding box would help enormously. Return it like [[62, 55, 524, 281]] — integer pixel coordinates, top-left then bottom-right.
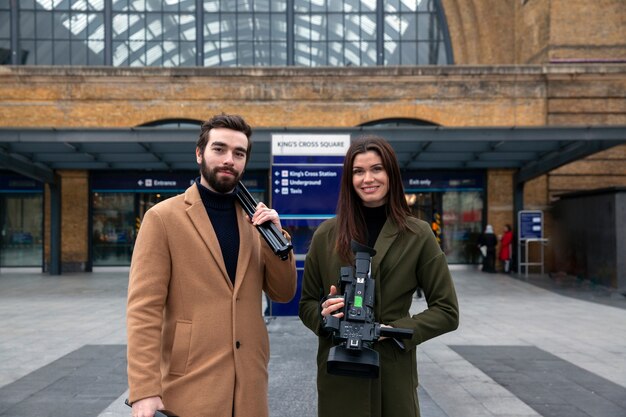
[[126, 113, 297, 417]]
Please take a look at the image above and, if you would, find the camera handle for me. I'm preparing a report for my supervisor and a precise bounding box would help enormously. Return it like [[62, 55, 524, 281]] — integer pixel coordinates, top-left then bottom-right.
[[377, 325, 413, 339], [236, 181, 293, 261]]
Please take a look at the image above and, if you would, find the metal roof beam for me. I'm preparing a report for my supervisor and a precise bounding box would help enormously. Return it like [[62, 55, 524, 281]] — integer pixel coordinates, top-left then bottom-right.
[[0, 148, 55, 183], [516, 140, 617, 184]]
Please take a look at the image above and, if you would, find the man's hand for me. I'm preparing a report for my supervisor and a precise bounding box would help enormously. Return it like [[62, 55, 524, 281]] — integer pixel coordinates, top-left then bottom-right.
[[250, 202, 282, 229], [131, 396, 164, 417]]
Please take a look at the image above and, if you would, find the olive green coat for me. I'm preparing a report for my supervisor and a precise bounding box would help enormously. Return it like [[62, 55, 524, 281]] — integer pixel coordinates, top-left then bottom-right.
[[299, 217, 459, 417]]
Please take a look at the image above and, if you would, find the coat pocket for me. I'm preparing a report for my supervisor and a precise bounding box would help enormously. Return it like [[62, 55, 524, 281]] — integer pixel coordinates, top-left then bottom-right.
[[169, 320, 192, 376]]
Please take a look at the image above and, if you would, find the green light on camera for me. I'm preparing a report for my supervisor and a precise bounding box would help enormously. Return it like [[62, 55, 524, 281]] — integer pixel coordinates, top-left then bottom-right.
[[354, 295, 363, 308]]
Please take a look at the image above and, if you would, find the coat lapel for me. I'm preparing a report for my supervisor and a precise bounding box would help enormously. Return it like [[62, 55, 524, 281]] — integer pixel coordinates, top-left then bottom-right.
[[233, 204, 254, 296], [372, 219, 400, 280], [184, 185, 232, 289], [371, 219, 399, 318]]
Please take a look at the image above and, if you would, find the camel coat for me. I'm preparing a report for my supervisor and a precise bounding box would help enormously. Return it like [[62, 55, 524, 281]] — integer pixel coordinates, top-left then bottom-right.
[[299, 217, 459, 417], [127, 184, 297, 417]]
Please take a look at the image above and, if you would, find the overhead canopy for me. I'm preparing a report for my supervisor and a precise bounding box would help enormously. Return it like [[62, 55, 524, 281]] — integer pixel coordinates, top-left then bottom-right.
[[1, 125, 625, 185]]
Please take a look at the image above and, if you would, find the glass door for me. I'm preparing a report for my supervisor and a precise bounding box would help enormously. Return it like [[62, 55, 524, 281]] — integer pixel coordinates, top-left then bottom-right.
[[92, 192, 178, 266], [0, 193, 43, 267], [442, 191, 483, 264], [92, 192, 134, 266]]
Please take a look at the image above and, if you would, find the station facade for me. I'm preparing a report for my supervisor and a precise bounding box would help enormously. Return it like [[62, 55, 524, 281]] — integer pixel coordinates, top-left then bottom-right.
[[1, 0, 626, 283]]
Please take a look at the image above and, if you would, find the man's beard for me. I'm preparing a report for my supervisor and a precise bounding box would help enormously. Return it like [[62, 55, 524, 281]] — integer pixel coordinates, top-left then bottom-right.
[[200, 157, 242, 194]]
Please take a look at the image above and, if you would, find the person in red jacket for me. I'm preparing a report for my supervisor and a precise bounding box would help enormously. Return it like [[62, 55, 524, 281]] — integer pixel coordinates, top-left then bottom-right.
[[499, 224, 514, 273]]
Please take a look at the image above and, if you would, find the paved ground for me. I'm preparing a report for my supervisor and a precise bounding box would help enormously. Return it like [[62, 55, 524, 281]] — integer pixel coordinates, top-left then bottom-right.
[[0, 266, 625, 417]]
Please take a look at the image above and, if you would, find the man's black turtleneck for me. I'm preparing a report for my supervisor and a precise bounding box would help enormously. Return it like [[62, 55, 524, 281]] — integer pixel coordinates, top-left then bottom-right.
[[196, 179, 239, 284], [362, 204, 388, 248]]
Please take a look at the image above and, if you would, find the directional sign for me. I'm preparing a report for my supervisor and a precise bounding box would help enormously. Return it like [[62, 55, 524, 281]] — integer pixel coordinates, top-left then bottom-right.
[[271, 134, 350, 217], [518, 210, 543, 240], [269, 133, 349, 316], [271, 166, 343, 215]]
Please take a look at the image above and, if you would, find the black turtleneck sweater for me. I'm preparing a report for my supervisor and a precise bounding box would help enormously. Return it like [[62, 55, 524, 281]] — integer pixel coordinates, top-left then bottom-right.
[[196, 179, 239, 284], [362, 204, 388, 248]]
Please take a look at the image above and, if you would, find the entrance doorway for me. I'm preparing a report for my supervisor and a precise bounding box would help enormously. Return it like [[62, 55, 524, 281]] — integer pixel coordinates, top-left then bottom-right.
[[0, 193, 43, 267], [405, 191, 482, 264], [92, 192, 176, 266]]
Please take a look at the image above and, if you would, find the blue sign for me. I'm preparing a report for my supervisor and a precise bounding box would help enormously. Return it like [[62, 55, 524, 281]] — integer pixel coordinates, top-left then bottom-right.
[[519, 210, 543, 239], [91, 170, 267, 193], [270, 166, 343, 216], [91, 171, 196, 192], [0, 172, 43, 192], [403, 170, 484, 191], [270, 133, 349, 316]]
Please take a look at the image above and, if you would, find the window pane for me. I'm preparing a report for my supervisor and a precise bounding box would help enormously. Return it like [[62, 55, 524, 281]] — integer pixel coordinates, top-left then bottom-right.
[[328, 13, 343, 40], [87, 39, 104, 63], [112, 0, 128, 12], [361, 13, 375, 40], [53, 40, 70, 64], [36, 12, 53, 38], [344, 14, 360, 41], [53, 11, 71, 39], [0, 12, 10, 38], [146, 13, 163, 40], [256, 15, 270, 39], [418, 12, 438, 40], [270, 14, 286, 40], [255, 0, 270, 12], [384, 41, 400, 65], [92, 193, 134, 266], [400, 41, 415, 64], [0, 194, 43, 267], [178, 41, 195, 66], [270, 41, 287, 65], [294, 0, 309, 12], [270, 0, 286, 12], [237, 14, 253, 40]]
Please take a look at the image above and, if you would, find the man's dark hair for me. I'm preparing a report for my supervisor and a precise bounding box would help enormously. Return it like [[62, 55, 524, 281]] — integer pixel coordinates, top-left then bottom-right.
[[197, 113, 253, 156]]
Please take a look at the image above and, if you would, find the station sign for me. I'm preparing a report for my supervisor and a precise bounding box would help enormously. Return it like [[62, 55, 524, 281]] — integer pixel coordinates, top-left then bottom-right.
[[271, 166, 343, 215], [269, 133, 350, 316], [271, 134, 350, 217]]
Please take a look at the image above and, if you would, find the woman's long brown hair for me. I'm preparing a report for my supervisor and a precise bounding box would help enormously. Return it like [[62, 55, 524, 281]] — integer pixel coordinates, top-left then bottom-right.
[[335, 136, 412, 263]]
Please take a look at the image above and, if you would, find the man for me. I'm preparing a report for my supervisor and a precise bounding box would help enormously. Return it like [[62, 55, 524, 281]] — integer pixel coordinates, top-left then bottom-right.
[[126, 113, 297, 417]]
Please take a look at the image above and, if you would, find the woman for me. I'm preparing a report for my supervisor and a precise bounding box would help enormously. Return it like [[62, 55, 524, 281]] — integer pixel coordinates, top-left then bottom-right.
[[499, 224, 514, 273], [298, 136, 459, 417], [478, 224, 497, 273]]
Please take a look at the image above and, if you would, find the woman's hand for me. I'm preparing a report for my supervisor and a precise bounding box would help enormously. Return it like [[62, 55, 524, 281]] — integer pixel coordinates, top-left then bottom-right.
[[321, 285, 344, 318]]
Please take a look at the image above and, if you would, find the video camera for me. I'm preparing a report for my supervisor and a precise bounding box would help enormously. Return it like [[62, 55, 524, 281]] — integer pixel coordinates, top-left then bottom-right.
[[322, 240, 413, 378]]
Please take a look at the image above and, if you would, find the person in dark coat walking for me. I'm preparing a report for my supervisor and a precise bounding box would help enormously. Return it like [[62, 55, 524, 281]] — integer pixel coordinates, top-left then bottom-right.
[[478, 224, 498, 273], [299, 136, 459, 417]]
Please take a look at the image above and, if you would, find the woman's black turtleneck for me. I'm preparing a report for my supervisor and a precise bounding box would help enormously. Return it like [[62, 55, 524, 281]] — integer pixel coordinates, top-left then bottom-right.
[[196, 179, 239, 284], [362, 204, 388, 248]]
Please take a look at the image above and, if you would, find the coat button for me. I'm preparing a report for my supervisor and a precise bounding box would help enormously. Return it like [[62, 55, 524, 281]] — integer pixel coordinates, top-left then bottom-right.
[[236, 341, 241, 349]]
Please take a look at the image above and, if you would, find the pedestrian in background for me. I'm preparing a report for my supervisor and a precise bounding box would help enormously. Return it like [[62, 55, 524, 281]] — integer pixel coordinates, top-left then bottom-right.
[[499, 224, 514, 273], [126, 113, 296, 417], [478, 224, 497, 273], [299, 135, 459, 417]]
